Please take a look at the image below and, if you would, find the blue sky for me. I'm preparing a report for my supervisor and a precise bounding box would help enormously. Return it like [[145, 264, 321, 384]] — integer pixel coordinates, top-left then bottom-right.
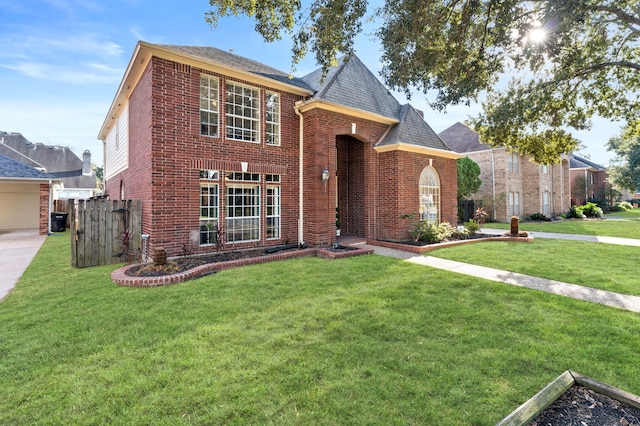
[[0, 0, 621, 166]]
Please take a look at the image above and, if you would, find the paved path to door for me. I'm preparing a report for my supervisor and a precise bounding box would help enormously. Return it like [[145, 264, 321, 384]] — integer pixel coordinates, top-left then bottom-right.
[[358, 229, 640, 313], [0, 230, 47, 301]]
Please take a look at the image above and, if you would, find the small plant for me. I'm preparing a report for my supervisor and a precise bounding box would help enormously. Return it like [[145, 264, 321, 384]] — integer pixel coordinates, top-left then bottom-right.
[[566, 205, 586, 219], [410, 221, 457, 244], [179, 242, 193, 257], [530, 212, 550, 221], [617, 201, 633, 211], [473, 207, 488, 228], [464, 219, 480, 235]]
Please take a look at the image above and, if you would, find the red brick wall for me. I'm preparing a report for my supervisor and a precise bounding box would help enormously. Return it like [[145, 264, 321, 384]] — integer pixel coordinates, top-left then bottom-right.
[[106, 54, 460, 254], [106, 57, 306, 256], [377, 151, 458, 241]]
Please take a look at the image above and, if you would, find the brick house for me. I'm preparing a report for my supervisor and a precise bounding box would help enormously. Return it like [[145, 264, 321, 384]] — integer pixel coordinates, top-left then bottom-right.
[[99, 41, 460, 257], [439, 122, 570, 221], [569, 153, 608, 206]]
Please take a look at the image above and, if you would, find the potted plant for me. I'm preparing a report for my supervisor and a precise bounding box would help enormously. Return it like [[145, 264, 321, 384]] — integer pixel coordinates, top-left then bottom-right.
[[336, 207, 341, 236]]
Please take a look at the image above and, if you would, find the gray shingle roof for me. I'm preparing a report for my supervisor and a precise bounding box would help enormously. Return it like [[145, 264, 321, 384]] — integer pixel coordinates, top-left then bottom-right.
[[570, 153, 607, 170], [157, 44, 313, 91], [379, 104, 452, 151], [301, 55, 400, 119], [437, 122, 492, 153], [0, 153, 54, 180], [0, 132, 96, 188]]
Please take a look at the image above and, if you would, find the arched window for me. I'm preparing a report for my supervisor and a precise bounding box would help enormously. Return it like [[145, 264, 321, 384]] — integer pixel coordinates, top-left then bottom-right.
[[419, 166, 440, 224]]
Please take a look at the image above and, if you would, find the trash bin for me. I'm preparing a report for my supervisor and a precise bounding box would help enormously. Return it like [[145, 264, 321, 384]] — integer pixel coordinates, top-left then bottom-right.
[[50, 212, 68, 232]]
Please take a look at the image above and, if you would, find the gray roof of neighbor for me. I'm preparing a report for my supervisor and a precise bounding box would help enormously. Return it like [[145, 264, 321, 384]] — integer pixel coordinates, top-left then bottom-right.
[[570, 153, 607, 171], [157, 44, 313, 91], [379, 104, 452, 151], [0, 132, 97, 188], [438, 122, 492, 153], [0, 153, 54, 180]]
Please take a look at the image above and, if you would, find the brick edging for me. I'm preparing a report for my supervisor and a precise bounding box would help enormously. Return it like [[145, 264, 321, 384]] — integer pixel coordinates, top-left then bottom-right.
[[111, 246, 374, 287], [367, 235, 534, 254]]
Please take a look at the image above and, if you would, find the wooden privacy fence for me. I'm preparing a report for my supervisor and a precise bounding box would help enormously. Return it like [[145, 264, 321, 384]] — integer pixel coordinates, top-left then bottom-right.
[[70, 199, 142, 268]]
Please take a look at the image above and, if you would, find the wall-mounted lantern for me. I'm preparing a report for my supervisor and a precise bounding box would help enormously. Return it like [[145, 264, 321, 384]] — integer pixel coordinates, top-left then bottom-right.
[[322, 167, 330, 192]]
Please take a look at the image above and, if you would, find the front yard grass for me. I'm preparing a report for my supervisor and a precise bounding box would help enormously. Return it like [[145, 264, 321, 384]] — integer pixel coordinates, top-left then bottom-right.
[[1, 234, 639, 425], [484, 208, 640, 239], [429, 239, 640, 297]]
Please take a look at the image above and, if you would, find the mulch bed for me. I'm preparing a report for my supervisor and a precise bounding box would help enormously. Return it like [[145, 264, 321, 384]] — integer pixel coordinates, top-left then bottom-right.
[[529, 385, 640, 425], [126, 245, 359, 277]]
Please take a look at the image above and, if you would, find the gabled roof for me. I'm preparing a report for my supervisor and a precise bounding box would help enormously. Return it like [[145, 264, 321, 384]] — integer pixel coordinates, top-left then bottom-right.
[[437, 122, 492, 153], [570, 153, 607, 171], [0, 153, 54, 180], [0, 132, 96, 188], [379, 104, 453, 152], [301, 56, 400, 120], [157, 44, 313, 92]]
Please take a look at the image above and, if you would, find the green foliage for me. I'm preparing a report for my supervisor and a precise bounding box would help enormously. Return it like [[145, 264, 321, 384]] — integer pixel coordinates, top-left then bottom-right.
[[464, 219, 480, 235], [456, 157, 482, 202], [529, 212, 551, 221], [579, 202, 604, 218], [203, 0, 639, 164], [566, 205, 586, 219], [607, 128, 640, 193], [410, 221, 458, 244], [618, 201, 634, 211], [566, 202, 603, 219]]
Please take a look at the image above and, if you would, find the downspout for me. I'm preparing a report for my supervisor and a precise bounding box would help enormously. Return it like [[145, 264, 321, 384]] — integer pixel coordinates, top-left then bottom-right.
[[584, 169, 588, 204], [48, 180, 53, 235], [294, 101, 304, 247], [491, 150, 496, 220]]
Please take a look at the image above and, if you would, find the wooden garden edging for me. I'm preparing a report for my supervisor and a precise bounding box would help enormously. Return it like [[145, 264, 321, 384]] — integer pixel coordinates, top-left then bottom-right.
[[497, 370, 640, 426]]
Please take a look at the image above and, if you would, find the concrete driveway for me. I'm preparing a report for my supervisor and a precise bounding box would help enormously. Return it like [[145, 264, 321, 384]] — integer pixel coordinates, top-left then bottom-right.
[[0, 229, 47, 301]]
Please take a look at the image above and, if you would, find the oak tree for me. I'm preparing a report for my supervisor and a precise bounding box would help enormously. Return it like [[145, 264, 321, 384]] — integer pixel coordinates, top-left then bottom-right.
[[204, 0, 639, 163]]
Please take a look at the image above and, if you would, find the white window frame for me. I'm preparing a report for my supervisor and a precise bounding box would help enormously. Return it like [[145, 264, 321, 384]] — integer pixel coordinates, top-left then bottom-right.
[[200, 75, 220, 137], [265, 91, 281, 146], [225, 81, 260, 143], [543, 190, 550, 216], [507, 153, 519, 173], [199, 170, 219, 246], [225, 172, 260, 243], [266, 175, 281, 239], [419, 166, 440, 225]]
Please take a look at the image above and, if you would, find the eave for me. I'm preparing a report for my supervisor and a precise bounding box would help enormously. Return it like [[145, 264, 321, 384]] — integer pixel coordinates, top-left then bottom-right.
[[296, 99, 399, 125], [98, 41, 314, 140], [375, 142, 463, 159]]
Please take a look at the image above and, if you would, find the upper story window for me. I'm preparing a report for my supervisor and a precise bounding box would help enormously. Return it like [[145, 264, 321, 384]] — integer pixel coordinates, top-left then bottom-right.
[[507, 153, 519, 173], [225, 82, 260, 143], [541, 164, 548, 174], [200, 75, 219, 137], [265, 92, 280, 146]]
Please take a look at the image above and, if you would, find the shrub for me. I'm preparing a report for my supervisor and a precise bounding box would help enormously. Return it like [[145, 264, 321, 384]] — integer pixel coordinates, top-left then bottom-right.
[[618, 201, 633, 211], [529, 212, 550, 221], [608, 204, 625, 212], [473, 207, 488, 228], [580, 202, 603, 218], [464, 219, 481, 235], [410, 221, 457, 244], [566, 205, 586, 219]]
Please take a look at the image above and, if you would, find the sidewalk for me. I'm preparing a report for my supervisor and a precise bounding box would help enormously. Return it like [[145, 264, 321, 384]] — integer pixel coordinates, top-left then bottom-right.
[[357, 230, 640, 313], [0, 230, 47, 301]]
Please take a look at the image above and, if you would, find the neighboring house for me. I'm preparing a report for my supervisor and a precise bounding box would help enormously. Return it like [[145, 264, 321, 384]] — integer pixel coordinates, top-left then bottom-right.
[[0, 153, 59, 234], [99, 41, 461, 257], [569, 153, 608, 206], [0, 132, 98, 200], [439, 122, 570, 221]]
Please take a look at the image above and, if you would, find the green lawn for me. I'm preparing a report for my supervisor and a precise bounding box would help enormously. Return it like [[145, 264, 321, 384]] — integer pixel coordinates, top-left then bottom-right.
[[1, 234, 639, 425], [428, 239, 640, 296], [484, 208, 640, 239]]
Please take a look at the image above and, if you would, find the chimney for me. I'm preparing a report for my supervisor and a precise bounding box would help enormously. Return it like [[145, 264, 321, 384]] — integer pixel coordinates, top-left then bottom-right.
[[82, 150, 91, 175]]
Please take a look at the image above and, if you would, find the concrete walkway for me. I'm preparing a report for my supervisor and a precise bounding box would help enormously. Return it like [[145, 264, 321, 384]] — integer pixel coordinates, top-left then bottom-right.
[[0, 230, 47, 301], [358, 230, 640, 313]]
